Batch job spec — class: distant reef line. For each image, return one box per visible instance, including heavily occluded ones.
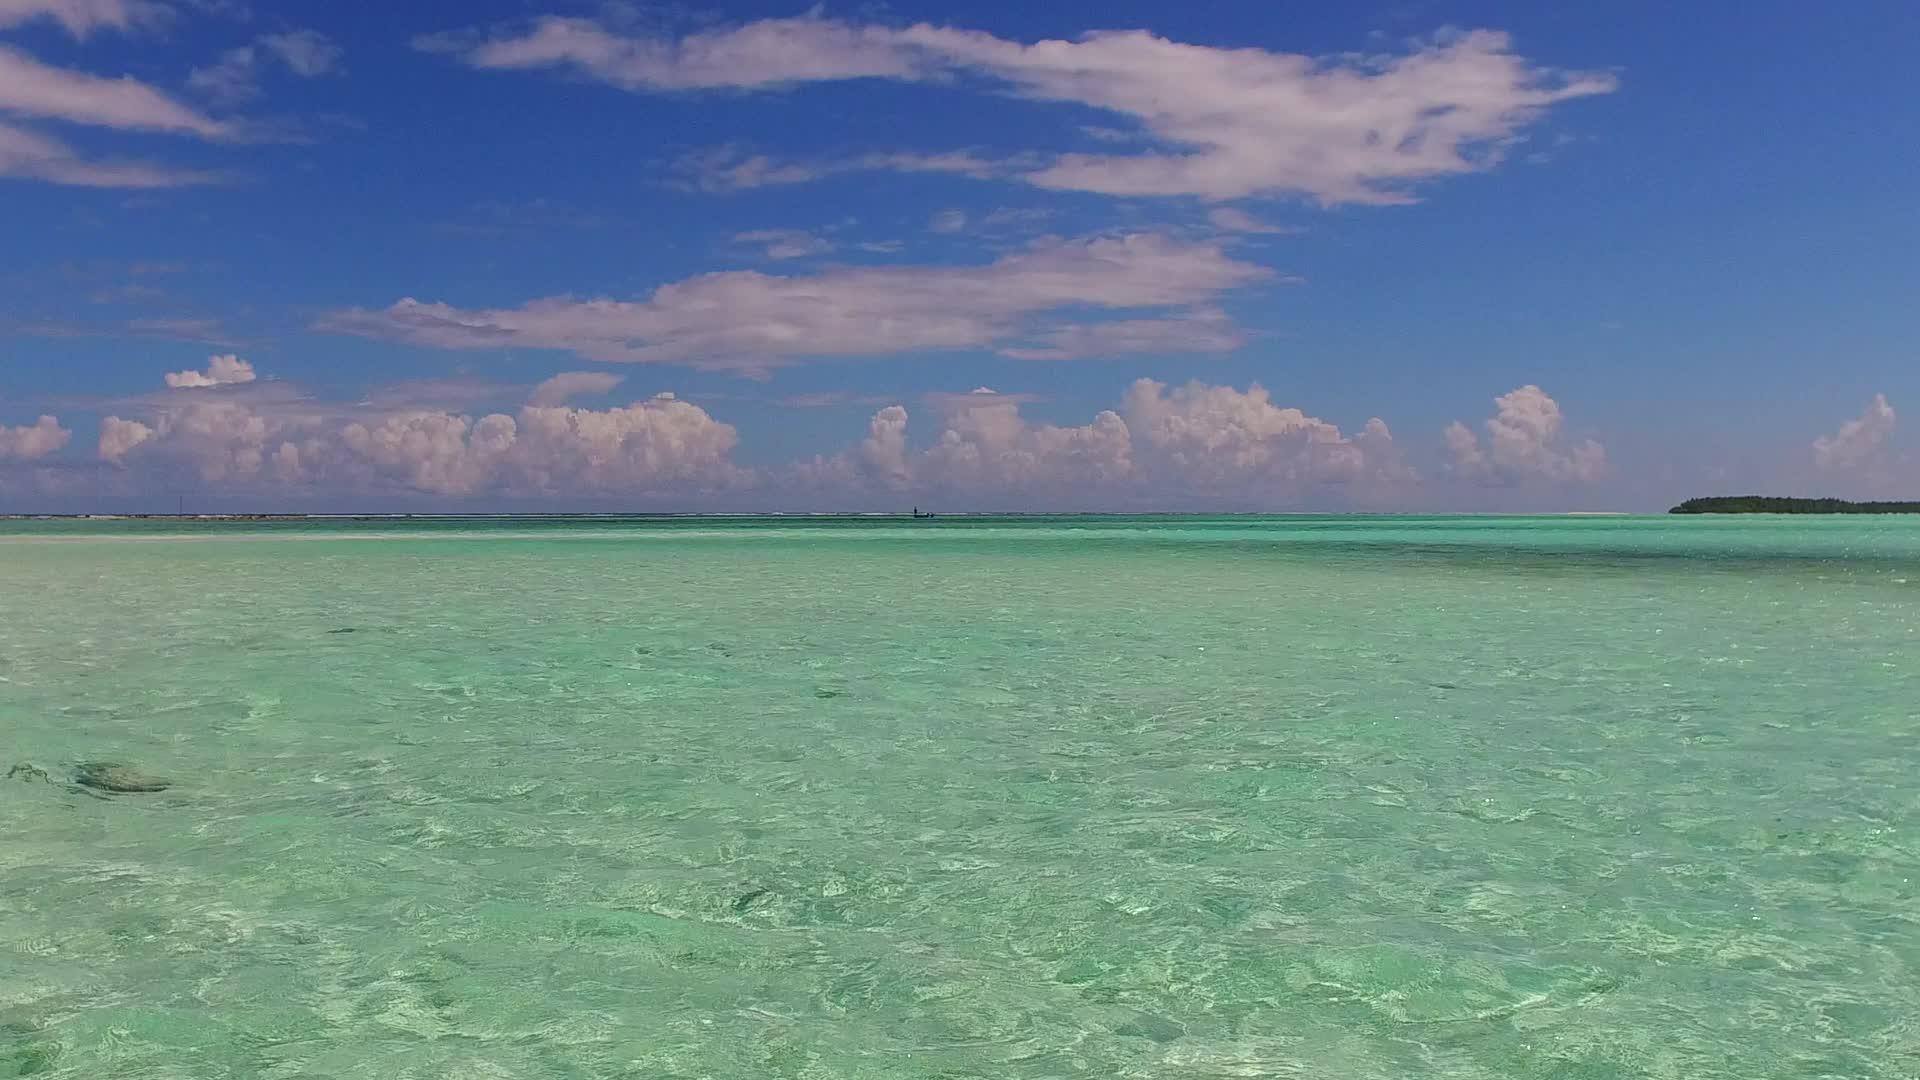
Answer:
[1670,497,1920,514]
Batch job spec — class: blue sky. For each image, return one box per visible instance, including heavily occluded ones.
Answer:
[1,0,1914,511]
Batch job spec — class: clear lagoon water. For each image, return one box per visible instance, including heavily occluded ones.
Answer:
[1,515,1916,1078]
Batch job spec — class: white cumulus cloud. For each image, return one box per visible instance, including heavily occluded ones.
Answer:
[0,414,71,461]
[920,389,1133,496]
[528,371,625,406]
[100,365,746,497]
[796,380,1410,506]
[1444,384,1606,485]
[164,353,256,388]
[97,415,154,462]
[1812,393,1895,472]
[1123,379,1410,498]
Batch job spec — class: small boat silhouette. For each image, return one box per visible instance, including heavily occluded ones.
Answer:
[912,506,936,519]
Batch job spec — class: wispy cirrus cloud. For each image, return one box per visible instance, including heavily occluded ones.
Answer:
[1206,208,1300,235]
[0,119,223,186]
[319,232,1271,371]
[733,228,832,260]
[921,385,1044,412]
[0,44,229,136]
[0,7,244,187]
[414,15,925,90]
[0,0,167,37]
[426,198,628,239]
[127,316,236,344]
[187,28,342,106]
[927,208,967,234]
[670,144,1001,194]
[777,391,898,410]
[425,15,1615,205]
[352,376,517,413]
[82,365,626,423]
[999,306,1252,361]
[0,5,329,189]
[2,314,238,346]
[261,29,342,76]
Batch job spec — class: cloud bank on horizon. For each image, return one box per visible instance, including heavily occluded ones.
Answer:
[58,355,1594,507]
[57,359,1890,510]
[0,1,1910,508]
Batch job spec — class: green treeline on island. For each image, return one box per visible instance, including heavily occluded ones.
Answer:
[1670,496,1920,514]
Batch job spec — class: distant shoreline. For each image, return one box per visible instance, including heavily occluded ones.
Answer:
[0,511,1639,522]
[1670,497,1920,514]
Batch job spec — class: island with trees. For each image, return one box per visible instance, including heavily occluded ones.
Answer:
[1670,496,1920,514]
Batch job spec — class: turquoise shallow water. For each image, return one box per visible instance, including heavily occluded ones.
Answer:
[1,515,1916,1078]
